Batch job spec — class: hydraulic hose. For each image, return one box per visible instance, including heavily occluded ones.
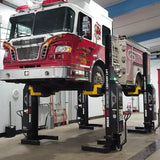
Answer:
[120,111,131,150]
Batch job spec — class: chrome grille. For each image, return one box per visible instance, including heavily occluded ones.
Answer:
[17,46,39,60]
[13,38,44,46]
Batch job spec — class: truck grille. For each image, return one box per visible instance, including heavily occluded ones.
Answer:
[13,38,44,46]
[17,46,40,60]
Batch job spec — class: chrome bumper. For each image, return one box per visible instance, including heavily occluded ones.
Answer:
[0,67,88,81]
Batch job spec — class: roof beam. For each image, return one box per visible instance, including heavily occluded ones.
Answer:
[129,29,160,42]
[106,0,160,18]
[2,0,17,9]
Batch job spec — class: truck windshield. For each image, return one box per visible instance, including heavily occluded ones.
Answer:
[9,7,75,39]
[10,13,34,39]
[33,7,75,35]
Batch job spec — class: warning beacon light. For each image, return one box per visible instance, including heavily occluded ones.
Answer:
[16,0,68,12]
[16,0,43,12]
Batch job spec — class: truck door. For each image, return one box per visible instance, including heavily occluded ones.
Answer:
[74,12,92,68]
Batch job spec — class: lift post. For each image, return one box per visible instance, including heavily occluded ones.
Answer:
[143,52,157,132]
[82,35,126,153]
[77,91,103,130]
[144,84,156,131]
[21,84,58,145]
[128,53,157,133]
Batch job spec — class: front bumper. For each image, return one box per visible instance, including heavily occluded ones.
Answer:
[0,66,88,82]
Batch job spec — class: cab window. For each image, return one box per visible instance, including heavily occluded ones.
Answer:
[102,25,110,45]
[77,12,92,40]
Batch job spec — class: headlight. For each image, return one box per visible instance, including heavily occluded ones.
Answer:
[55,45,72,53]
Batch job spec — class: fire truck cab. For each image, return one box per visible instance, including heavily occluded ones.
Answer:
[0,0,150,95]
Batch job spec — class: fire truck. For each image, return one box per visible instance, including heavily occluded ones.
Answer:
[0,0,150,96]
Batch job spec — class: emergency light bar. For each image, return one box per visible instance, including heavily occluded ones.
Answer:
[16,5,29,12]
[16,0,68,12]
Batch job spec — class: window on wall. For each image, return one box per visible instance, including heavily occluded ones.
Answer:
[102,25,111,45]
[0,15,2,48]
[77,12,92,40]
[0,15,8,49]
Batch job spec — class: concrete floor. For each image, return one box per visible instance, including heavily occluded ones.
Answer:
[0,115,160,160]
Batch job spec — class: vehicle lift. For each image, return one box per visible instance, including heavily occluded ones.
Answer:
[21,84,58,145]
[81,35,131,153]
[128,53,157,134]
[77,90,103,130]
[19,35,130,151]
[19,35,157,151]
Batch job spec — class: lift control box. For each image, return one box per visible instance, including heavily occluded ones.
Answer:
[146,84,156,121]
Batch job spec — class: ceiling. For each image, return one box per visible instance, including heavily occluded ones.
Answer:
[1,0,160,55]
[3,0,28,7]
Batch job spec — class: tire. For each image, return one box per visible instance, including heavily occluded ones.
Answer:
[122,74,143,96]
[135,74,143,89]
[92,65,105,87]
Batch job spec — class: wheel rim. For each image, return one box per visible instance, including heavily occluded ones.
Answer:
[136,75,142,88]
[94,72,104,85]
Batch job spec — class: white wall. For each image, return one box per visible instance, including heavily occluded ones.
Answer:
[67,91,77,122]
[0,4,15,28]
[0,4,24,133]
[89,96,104,117]
[0,81,24,133]
[150,59,159,113]
[0,4,15,47]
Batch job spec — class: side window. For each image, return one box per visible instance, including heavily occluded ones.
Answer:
[102,25,110,45]
[77,12,92,40]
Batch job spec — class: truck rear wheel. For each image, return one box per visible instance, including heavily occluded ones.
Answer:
[92,65,105,87]
[135,74,143,89]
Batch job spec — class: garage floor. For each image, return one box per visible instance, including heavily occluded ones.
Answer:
[0,115,160,160]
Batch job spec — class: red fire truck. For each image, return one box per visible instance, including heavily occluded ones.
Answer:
[0,0,150,95]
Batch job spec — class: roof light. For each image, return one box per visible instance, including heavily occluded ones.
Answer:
[27,0,34,8]
[16,0,43,12]
[27,0,43,9]
[16,5,29,12]
[42,0,68,6]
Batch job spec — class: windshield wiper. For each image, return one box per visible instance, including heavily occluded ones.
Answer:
[18,32,31,37]
[36,29,54,37]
